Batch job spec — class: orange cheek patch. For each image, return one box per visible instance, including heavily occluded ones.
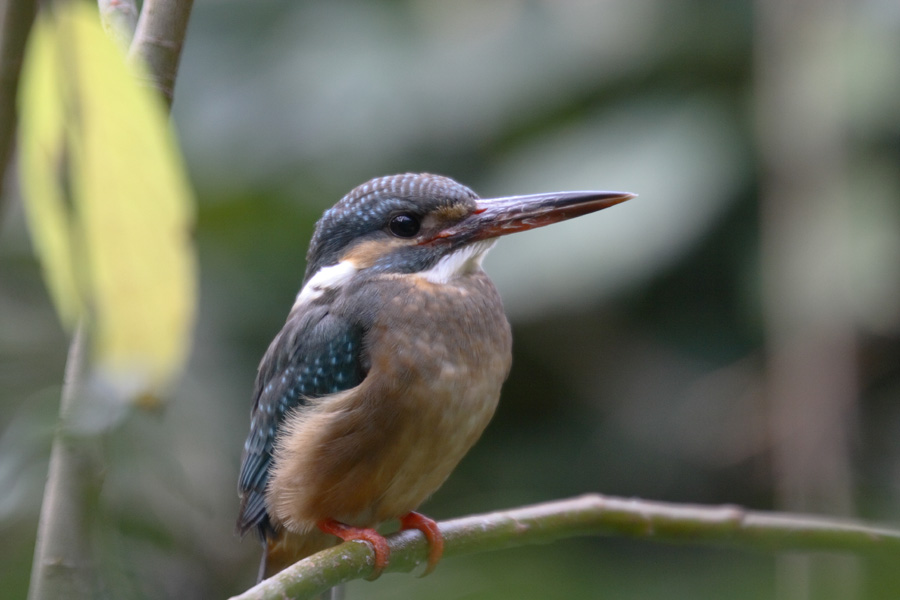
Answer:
[341,238,406,268]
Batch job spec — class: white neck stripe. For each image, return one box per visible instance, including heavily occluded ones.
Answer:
[294,261,358,307]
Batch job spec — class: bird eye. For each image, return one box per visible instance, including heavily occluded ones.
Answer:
[388,213,421,238]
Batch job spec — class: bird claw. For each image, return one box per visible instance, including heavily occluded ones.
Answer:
[317,519,390,580]
[317,512,444,580]
[399,511,444,577]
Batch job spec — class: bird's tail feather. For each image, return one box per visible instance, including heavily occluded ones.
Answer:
[261,527,338,580]
[260,528,344,599]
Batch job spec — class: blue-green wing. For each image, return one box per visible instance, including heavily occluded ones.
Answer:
[236,306,365,538]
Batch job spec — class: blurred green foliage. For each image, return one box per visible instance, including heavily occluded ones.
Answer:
[1,1,899,598]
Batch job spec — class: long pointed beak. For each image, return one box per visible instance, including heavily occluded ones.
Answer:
[424,190,635,245]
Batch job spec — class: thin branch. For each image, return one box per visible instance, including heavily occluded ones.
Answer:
[230,494,900,600]
[127,0,193,108]
[0,0,38,225]
[27,324,104,600]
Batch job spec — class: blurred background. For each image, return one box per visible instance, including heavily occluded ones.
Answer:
[2,0,900,598]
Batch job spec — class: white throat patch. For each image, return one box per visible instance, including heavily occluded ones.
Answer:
[294,260,358,307]
[419,239,498,285]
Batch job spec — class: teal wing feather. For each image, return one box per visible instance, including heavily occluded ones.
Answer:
[237,305,366,538]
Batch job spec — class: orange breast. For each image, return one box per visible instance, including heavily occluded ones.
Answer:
[267,271,512,533]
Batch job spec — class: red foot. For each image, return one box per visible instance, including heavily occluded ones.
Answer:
[318,519,390,580]
[399,511,444,576]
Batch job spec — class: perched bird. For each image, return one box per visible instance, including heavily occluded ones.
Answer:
[237,173,633,581]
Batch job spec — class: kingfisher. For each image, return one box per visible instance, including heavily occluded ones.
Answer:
[237,173,633,581]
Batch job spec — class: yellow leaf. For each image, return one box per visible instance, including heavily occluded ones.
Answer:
[18,4,197,402]
[17,16,83,326]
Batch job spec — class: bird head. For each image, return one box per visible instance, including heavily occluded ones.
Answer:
[298,173,633,302]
